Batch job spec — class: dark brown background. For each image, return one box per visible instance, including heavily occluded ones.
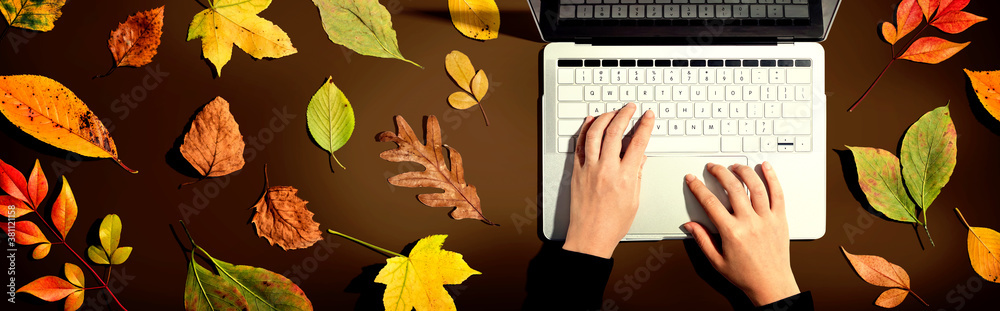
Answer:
[2,0,999,310]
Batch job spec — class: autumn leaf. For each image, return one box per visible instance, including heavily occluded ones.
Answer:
[181,222,314,310]
[0,75,136,173]
[0,157,29,204]
[937,0,971,16]
[964,69,1000,123]
[377,116,495,225]
[17,263,85,311]
[900,106,956,223]
[445,51,476,93]
[847,146,920,223]
[306,77,355,171]
[917,0,939,20]
[99,6,165,78]
[180,96,246,180]
[448,92,478,109]
[28,159,47,209]
[51,176,77,240]
[931,10,987,33]
[448,0,500,40]
[841,247,928,308]
[88,214,133,265]
[1,195,31,218]
[0,0,66,32]
[187,0,297,76]
[886,0,923,45]
[14,220,50,259]
[955,209,1000,283]
[444,51,491,125]
[472,70,488,101]
[311,0,420,67]
[898,37,969,64]
[250,166,323,251]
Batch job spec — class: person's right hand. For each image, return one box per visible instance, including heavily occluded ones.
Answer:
[683,162,800,306]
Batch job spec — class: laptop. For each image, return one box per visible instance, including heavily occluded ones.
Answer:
[533,0,840,241]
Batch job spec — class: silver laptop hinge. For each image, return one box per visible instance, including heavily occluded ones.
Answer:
[778,36,795,45]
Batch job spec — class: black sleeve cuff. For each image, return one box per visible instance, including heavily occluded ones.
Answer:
[523,244,615,311]
[755,291,814,311]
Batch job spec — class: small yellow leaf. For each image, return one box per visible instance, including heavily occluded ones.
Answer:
[445,51,476,93]
[471,70,488,102]
[32,243,50,260]
[374,235,479,311]
[448,0,500,40]
[448,91,478,110]
[957,209,1000,283]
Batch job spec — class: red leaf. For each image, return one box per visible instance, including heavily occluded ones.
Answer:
[894,0,924,43]
[15,220,48,245]
[1,195,33,218]
[917,0,939,20]
[51,176,77,240]
[0,158,29,204]
[898,37,969,64]
[27,159,47,208]
[931,10,987,34]
[882,22,899,44]
[936,0,970,18]
[16,276,80,302]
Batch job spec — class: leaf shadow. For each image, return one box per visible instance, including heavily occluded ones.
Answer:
[683,239,756,311]
[84,218,105,263]
[345,240,419,311]
[165,99,214,182]
[964,73,1000,136]
[413,10,544,43]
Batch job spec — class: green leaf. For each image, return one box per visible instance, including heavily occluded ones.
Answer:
[306,77,355,171]
[901,105,957,212]
[311,0,420,67]
[185,260,251,311]
[99,214,122,255]
[87,245,110,265]
[208,257,313,310]
[0,0,67,32]
[847,146,921,224]
[111,246,133,265]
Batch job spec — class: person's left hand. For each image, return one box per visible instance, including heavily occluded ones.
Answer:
[563,103,654,259]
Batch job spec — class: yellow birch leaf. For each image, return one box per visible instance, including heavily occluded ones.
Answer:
[448,0,500,40]
[375,235,480,311]
[448,91,478,110]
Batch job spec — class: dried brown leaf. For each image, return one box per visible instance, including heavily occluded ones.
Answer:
[108,6,164,68]
[841,246,928,307]
[250,166,323,250]
[180,97,246,178]
[376,116,495,225]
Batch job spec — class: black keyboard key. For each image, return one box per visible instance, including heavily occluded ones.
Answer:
[743,60,759,67]
[760,59,777,67]
[708,60,724,67]
[673,60,689,67]
[620,59,636,67]
[584,60,601,67]
[637,60,654,67]
[655,60,672,67]
[690,60,707,67]
[726,60,742,67]
[778,60,795,67]
[558,59,583,67]
[602,59,618,67]
[795,60,812,67]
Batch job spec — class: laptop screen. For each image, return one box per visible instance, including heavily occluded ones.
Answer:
[528,0,840,44]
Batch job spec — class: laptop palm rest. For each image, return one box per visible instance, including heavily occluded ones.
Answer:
[625,156,748,241]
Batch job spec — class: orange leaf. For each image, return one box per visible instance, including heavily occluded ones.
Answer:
[51,177,77,240]
[898,37,969,64]
[377,116,495,225]
[876,288,909,308]
[28,159,47,209]
[931,10,986,34]
[16,276,80,302]
[15,220,48,245]
[108,6,164,69]
[180,97,246,178]
[64,263,83,288]
[0,158,29,204]
[250,166,323,251]
[841,247,928,306]
[881,22,899,45]
[936,0,970,17]
[1,195,33,218]
[32,242,51,260]
[894,0,924,42]
[964,69,1000,123]
[65,290,85,311]
[917,0,939,20]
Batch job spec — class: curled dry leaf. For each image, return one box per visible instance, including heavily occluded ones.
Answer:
[0,75,135,173]
[180,96,246,179]
[312,0,419,67]
[448,0,500,40]
[964,69,1000,123]
[841,246,928,308]
[101,6,165,77]
[250,166,323,250]
[472,70,488,101]
[51,176,77,240]
[445,50,476,93]
[187,0,297,76]
[955,209,1000,283]
[375,235,480,311]
[898,37,969,64]
[306,77,355,171]
[377,116,496,225]
[0,0,66,32]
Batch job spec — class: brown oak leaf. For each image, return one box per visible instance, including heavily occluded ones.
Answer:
[376,115,495,225]
[250,166,322,250]
[180,96,246,179]
[98,6,164,77]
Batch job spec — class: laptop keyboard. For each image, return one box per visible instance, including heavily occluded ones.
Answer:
[558,0,810,20]
[555,58,813,154]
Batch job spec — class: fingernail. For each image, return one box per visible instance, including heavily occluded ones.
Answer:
[643,110,652,118]
[684,174,695,182]
[682,223,693,232]
[763,161,772,171]
[706,163,715,169]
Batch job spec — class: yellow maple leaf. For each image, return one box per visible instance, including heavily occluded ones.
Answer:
[375,235,480,311]
[186,0,297,76]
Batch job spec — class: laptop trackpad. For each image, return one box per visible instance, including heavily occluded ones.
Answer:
[628,156,748,239]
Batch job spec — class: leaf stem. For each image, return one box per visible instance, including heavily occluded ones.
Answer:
[179,220,198,250]
[909,289,929,306]
[849,23,931,112]
[922,212,934,247]
[330,153,345,172]
[93,66,117,79]
[478,101,491,126]
[82,286,107,291]
[955,208,972,229]
[327,229,403,257]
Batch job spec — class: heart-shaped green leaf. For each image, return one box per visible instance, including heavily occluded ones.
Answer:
[306,77,355,171]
